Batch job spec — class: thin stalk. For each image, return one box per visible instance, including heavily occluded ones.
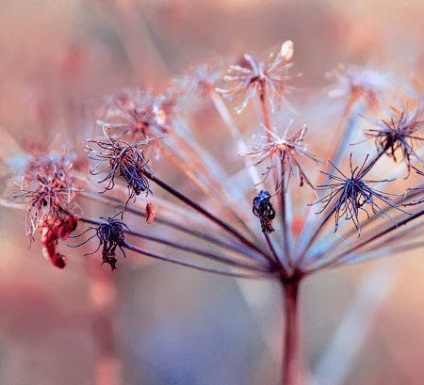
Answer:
[78,216,271,273]
[78,191,266,263]
[280,160,292,267]
[210,91,263,189]
[264,232,281,266]
[159,137,257,238]
[312,207,424,271]
[282,278,302,385]
[146,173,275,263]
[123,242,278,279]
[296,102,363,256]
[259,83,272,133]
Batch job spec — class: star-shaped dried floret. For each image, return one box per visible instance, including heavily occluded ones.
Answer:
[313,154,407,235]
[245,123,318,190]
[97,89,176,140]
[216,41,295,113]
[365,104,424,176]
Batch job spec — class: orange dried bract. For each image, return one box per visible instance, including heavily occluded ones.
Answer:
[145,202,156,224]
[40,214,78,269]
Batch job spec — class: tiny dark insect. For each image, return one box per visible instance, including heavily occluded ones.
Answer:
[252,190,275,233]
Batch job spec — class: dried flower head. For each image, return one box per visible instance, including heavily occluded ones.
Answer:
[97,89,176,140]
[327,64,393,110]
[86,129,157,200]
[245,123,318,189]
[314,154,406,235]
[9,153,79,268]
[365,104,424,176]
[216,41,295,113]
[13,153,78,239]
[252,190,275,234]
[72,215,129,270]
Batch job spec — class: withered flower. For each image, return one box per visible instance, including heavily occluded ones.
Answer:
[252,190,275,234]
[216,41,295,113]
[12,153,79,267]
[365,104,424,176]
[13,154,78,238]
[86,129,157,200]
[314,155,406,235]
[97,89,176,140]
[72,215,129,270]
[244,123,318,189]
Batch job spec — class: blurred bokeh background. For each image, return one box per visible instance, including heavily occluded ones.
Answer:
[1,1,424,384]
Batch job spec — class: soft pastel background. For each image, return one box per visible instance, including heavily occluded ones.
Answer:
[0,1,423,384]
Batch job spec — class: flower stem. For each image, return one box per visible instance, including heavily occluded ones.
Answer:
[282,278,301,385]
[280,159,292,267]
[259,83,272,132]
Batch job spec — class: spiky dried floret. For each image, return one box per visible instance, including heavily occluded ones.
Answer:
[245,123,319,190]
[72,215,129,270]
[96,89,176,140]
[364,104,424,176]
[86,129,158,200]
[252,190,275,234]
[314,154,407,235]
[216,41,295,113]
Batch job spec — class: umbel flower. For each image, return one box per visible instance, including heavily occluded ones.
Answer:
[2,41,424,385]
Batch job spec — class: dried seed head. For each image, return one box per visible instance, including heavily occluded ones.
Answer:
[245,123,319,190]
[73,216,129,270]
[252,190,275,234]
[97,89,176,140]
[365,104,424,176]
[216,41,296,113]
[12,153,79,239]
[8,152,79,268]
[314,154,405,235]
[86,129,158,200]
